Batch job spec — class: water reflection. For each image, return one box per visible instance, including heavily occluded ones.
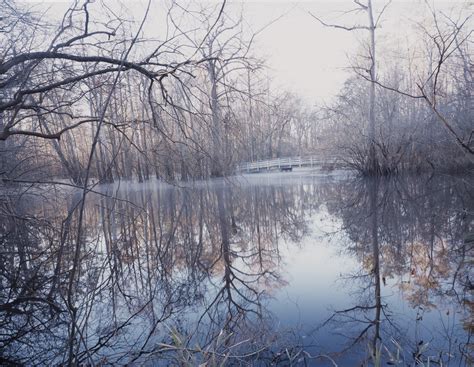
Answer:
[318,175,473,365]
[0,173,472,365]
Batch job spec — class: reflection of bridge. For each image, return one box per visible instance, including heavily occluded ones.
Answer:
[235,155,342,173]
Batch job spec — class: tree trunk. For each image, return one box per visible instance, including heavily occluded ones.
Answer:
[209,59,224,177]
[367,0,378,174]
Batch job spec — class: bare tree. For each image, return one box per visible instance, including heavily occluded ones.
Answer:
[371,3,474,157]
[310,0,392,174]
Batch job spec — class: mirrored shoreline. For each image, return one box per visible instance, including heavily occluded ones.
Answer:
[1,172,472,366]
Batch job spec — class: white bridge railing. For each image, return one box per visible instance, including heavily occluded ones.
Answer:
[235,155,340,173]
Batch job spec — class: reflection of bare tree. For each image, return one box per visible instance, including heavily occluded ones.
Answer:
[321,175,473,365]
[370,178,382,354]
[1,174,471,364]
[0,178,318,364]
[0,196,60,365]
[317,178,385,366]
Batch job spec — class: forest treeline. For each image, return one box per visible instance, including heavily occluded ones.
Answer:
[0,0,472,184]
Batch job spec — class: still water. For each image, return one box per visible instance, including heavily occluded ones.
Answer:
[1,171,472,365]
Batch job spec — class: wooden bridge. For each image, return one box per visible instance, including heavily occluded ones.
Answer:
[235,155,342,174]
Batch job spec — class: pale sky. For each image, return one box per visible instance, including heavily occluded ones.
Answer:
[20,0,473,103]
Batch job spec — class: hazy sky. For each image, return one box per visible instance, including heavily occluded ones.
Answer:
[237,1,470,103]
[21,1,472,103]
